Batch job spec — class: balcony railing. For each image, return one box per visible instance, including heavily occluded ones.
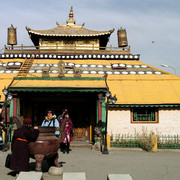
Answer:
[4,44,131,55]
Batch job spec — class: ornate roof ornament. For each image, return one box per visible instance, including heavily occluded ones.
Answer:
[117,27,128,47]
[25,7,114,47]
[7,24,17,46]
[66,6,76,26]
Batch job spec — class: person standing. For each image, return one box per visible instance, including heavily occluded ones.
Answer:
[60,112,73,154]
[10,118,39,175]
[41,109,60,137]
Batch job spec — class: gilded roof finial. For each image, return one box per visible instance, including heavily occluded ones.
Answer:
[66,6,76,25]
[69,6,73,18]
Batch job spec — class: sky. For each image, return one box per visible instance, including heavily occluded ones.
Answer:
[0,0,180,75]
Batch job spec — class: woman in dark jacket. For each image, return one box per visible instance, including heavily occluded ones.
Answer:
[10,118,39,174]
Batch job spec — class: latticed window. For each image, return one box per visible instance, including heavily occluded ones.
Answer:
[131,107,158,123]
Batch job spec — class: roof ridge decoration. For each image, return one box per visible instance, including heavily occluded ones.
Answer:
[56,6,85,28]
[66,6,76,26]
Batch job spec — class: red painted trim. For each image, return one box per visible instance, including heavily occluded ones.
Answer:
[98,101,102,122]
[13,97,17,117]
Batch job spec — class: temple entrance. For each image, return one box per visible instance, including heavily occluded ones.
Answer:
[19,92,98,142]
[33,101,95,142]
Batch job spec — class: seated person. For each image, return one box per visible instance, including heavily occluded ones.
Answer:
[41,109,60,137]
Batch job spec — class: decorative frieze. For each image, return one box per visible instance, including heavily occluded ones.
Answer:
[0,53,140,60]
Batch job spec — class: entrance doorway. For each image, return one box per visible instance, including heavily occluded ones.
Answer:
[20,92,98,142]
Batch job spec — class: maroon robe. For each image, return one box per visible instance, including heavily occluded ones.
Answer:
[10,126,39,172]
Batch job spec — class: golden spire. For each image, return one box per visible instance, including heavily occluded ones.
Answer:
[66,6,76,25]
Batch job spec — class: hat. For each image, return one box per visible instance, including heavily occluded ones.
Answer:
[23,118,32,125]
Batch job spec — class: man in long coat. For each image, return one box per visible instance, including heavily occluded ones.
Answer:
[10,118,39,173]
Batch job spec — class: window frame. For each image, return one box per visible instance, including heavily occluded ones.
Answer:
[131,107,158,123]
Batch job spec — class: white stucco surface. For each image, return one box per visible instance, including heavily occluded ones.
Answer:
[108,108,180,136]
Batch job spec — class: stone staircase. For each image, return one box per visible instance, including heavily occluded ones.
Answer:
[70,141,93,149]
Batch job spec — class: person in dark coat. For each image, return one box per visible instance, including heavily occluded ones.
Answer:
[10,118,39,174]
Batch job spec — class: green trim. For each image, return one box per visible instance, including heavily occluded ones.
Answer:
[9,99,13,142]
[109,104,180,108]
[14,77,106,81]
[17,98,19,116]
[10,99,13,118]
[9,87,107,92]
[96,100,98,124]
[102,101,106,133]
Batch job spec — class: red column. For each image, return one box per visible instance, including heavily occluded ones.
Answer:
[98,101,102,123]
[98,93,103,127]
[13,97,17,117]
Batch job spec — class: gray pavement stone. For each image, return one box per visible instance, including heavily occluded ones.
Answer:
[1,148,180,180]
[63,172,86,180]
[108,174,133,180]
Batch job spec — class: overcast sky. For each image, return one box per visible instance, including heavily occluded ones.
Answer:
[0,0,180,75]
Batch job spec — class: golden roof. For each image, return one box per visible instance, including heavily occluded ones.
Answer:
[9,78,107,89]
[108,75,180,104]
[26,7,114,37]
[1,57,180,105]
[26,26,114,37]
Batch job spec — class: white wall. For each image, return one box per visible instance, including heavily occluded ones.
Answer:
[108,108,180,136]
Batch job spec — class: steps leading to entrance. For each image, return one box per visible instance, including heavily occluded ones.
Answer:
[70,141,93,149]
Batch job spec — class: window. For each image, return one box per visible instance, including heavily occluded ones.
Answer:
[131,107,158,123]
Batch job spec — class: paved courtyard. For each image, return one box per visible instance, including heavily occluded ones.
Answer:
[1,147,180,180]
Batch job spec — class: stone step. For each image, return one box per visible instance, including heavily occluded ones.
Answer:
[108,174,133,180]
[16,172,43,180]
[70,141,93,148]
